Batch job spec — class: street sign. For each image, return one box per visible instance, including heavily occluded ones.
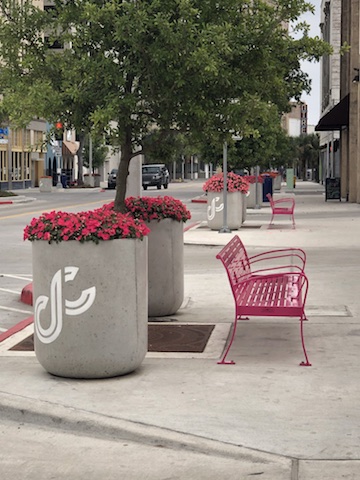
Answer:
[0,127,9,144]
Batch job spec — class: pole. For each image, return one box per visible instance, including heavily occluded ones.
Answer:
[219,141,231,233]
[255,165,260,209]
[89,133,93,186]
[7,127,12,190]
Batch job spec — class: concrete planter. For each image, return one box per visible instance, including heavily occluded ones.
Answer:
[273,175,282,191]
[32,238,148,379]
[206,191,243,230]
[242,192,247,223]
[39,176,52,193]
[247,183,263,208]
[147,219,184,317]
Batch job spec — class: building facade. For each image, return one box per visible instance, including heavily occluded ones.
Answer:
[282,101,308,137]
[316,0,360,203]
[0,120,47,190]
[318,0,341,181]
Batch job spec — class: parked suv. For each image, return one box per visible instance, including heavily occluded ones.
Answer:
[107,168,117,189]
[142,164,169,190]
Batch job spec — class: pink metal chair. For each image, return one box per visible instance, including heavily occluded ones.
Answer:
[266,193,295,228]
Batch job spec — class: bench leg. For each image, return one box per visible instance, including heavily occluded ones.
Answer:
[299,316,311,367]
[217,318,239,365]
[292,214,295,229]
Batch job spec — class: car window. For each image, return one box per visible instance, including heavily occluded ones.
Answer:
[143,166,160,174]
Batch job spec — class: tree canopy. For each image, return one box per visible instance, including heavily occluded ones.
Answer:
[0,0,331,210]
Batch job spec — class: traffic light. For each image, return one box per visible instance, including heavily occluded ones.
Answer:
[54,122,63,141]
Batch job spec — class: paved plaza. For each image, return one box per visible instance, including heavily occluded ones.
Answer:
[1,181,360,479]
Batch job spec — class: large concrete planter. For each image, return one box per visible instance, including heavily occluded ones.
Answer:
[39,176,52,193]
[273,174,282,191]
[147,219,184,317]
[206,191,243,230]
[32,238,148,379]
[247,183,263,208]
[242,192,247,223]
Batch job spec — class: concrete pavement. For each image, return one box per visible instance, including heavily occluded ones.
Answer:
[1,181,360,479]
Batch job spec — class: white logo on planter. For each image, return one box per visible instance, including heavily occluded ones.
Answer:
[207,196,224,220]
[34,266,96,344]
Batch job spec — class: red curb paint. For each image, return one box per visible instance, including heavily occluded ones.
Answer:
[0,316,34,343]
[0,201,13,205]
[191,197,207,203]
[183,221,201,232]
[21,283,33,306]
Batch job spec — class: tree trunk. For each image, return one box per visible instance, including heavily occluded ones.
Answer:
[114,127,132,213]
[77,133,86,186]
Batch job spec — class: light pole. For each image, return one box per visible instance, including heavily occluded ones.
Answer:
[255,165,261,209]
[219,141,231,233]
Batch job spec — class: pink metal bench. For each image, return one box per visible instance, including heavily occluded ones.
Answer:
[266,193,295,228]
[216,235,311,366]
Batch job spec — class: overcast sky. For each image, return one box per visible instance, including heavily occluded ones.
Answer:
[298,2,321,126]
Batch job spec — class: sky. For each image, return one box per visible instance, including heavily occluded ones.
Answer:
[298,2,322,126]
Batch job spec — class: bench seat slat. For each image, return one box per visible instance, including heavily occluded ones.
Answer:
[235,275,304,317]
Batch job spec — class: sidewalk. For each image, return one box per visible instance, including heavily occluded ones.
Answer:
[1,181,360,479]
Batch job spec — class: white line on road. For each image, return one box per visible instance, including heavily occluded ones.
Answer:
[0,305,32,314]
[0,288,21,295]
[0,274,32,281]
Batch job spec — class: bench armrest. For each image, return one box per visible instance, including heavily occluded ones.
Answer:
[272,197,295,207]
[249,248,306,272]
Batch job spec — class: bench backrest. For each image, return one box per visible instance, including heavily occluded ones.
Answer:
[216,236,251,291]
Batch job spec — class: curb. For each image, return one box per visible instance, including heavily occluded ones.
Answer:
[191,196,207,203]
[0,196,36,205]
[0,316,33,343]
[0,391,292,468]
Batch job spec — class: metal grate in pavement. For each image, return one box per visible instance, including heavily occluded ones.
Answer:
[10,324,216,354]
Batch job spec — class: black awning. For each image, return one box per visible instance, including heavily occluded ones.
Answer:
[315,94,349,131]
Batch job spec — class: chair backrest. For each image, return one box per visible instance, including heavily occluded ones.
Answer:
[216,236,251,290]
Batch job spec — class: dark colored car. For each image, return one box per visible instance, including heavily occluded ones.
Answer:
[142,164,169,190]
[107,168,117,189]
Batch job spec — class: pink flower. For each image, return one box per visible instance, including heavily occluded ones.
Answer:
[23,208,150,244]
[202,172,249,193]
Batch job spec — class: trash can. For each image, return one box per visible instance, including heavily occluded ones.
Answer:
[262,175,273,202]
[61,174,67,188]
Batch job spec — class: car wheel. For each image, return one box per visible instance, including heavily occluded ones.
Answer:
[164,183,168,189]
[157,184,161,190]
[143,185,147,190]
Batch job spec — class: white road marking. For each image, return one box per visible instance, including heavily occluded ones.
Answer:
[0,288,21,295]
[0,305,32,314]
[0,274,32,281]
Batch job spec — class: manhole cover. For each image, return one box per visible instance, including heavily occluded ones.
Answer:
[149,324,215,352]
[10,324,216,354]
